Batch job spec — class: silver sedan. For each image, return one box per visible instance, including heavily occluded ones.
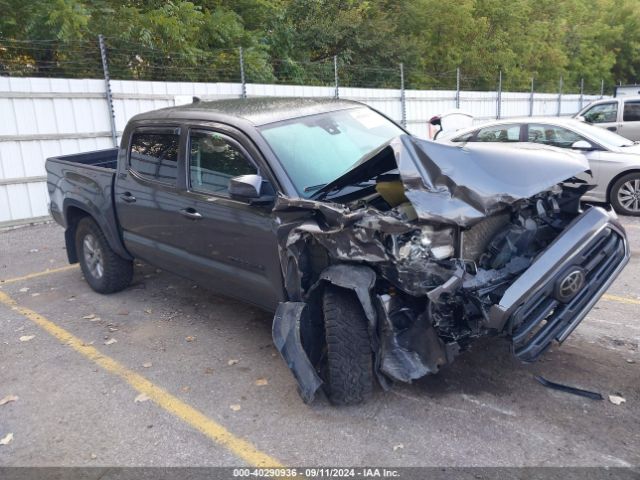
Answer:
[437,117,640,216]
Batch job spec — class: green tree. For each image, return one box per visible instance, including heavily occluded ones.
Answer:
[1,0,639,89]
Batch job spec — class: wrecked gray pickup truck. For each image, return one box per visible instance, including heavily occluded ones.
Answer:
[46,98,630,406]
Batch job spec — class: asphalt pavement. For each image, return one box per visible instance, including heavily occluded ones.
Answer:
[0,217,638,468]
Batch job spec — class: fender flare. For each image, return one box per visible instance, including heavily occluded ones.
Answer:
[63,199,132,262]
[314,264,378,325]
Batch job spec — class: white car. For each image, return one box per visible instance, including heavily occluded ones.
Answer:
[437,117,640,216]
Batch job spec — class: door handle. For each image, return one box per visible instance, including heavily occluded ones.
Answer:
[120,192,136,203]
[180,208,202,220]
[607,126,617,132]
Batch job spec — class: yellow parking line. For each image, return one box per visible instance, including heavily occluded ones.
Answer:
[0,264,79,285]
[601,293,640,306]
[0,291,283,467]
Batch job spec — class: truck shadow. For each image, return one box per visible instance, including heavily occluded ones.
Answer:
[134,263,629,408]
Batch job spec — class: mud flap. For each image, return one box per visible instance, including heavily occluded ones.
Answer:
[272,302,323,403]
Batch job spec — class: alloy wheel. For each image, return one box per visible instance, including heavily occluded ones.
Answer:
[83,234,104,279]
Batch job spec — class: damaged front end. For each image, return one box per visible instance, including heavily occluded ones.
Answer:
[272,136,630,403]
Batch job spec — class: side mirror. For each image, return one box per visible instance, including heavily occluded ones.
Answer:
[571,140,593,151]
[575,115,587,123]
[229,174,262,199]
[229,174,276,205]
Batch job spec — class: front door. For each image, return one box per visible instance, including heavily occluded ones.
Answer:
[173,128,284,311]
[525,123,609,199]
[581,101,621,134]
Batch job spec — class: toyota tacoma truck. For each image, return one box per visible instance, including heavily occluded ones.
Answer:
[46,97,630,405]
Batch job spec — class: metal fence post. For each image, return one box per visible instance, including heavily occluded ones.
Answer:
[98,35,117,147]
[529,77,534,116]
[334,55,339,99]
[600,79,604,99]
[579,78,584,110]
[239,47,247,99]
[400,63,406,128]
[496,70,502,119]
[557,76,563,117]
[455,67,460,109]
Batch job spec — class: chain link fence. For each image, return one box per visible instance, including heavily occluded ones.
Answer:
[1,36,613,96]
[0,36,612,226]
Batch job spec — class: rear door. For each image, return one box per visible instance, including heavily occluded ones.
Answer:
[581,101,621,134]
[171,126,284,310]
[114,126,190,272]
[618,100,640,141]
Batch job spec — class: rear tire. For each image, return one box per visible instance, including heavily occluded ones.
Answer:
[322,286,373,405]
[75,217,133,293]
[610,172,640,216]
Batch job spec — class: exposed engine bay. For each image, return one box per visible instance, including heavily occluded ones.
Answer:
[271,135,626,403]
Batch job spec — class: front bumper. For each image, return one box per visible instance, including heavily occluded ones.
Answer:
[487,207,630,362]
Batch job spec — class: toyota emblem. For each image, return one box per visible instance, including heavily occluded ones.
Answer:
[555,268,586,303]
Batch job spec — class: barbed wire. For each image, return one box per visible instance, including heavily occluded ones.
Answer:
[0,37,617,95]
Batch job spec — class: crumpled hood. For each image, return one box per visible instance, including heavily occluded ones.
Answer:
[392,136,590,226]
[317,134,590,227]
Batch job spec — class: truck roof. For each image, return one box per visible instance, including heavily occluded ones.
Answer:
[130,97,363,126]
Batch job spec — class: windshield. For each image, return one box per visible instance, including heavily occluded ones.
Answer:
[259,107,404,197]
[573,120,634,147]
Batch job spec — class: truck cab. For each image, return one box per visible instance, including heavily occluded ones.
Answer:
[576,96,640,141]
[113,116,286,311]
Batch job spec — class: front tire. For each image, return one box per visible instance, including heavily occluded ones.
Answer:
[75,217,133,293]
[322,286,373,405]
[610,173,640,216]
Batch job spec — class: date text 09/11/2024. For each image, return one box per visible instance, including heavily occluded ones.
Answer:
[232,468,400,477]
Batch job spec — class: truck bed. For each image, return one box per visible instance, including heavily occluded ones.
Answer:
[47,148,119,171]
[46,148,121,244]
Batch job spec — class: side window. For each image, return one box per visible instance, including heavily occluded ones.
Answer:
[583,102,618,123]
[189,131,257,196]
[451,131,475,142]
[623,101,640,122]
[475,124,520,142]
[129,131,179,184]
[528,124,583,148]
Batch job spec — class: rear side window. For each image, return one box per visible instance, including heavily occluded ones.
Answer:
[129,131,180,184]
[476,124,520,142]
[623,101,640,122]
[451,131,475,142]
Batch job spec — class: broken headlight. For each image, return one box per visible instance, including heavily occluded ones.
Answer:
[392,226,455,263]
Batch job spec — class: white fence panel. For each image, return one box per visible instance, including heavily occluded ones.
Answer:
[0,77,116,225]
[0,76,606,226]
